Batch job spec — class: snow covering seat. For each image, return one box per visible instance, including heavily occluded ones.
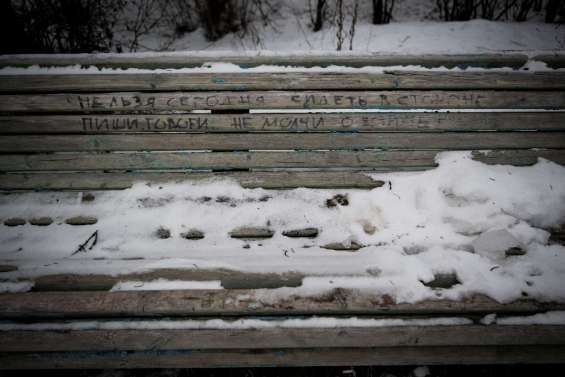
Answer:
[1,55,565,368]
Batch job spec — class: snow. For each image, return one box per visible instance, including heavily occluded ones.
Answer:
[112,0,565,56]
[169,20,563,56]
[1,152,564,304]
[472,229,524,259]
[0,316,472,331]
[0,62,533,75]
[102,0,565,55]
[2,5,564,74]
[481,311,565,325]
[2,311,564,331]
[412,366,431,377]
[0,281,34,293]
[480,313,497,325]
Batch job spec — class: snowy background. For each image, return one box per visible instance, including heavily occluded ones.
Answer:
[3,0,565,55]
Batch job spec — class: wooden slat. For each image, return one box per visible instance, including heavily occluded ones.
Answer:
[2,72,565,93]
[1,133,565,153]
[0,151,436,171]
[2,150,565,172]
[2,112,565,134]
[471,149,565,165]
[1,290,563,318]
[3,91,564,113]
[0,53,529,69]
[2,346,565,368]
[535,54,565,69]
[0,171,384,190]
[2,325,564,352]
[26,269,304,291]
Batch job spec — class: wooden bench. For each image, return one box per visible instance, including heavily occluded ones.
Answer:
[1,54,565,369]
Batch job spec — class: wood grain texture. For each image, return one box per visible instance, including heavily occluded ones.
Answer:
[2,133,565,153]
[2,72,565,93]
[470,149,565,165]
[0,150,437,171]
[2,112,565,134]
[1,289,563,318]
[0,171,384,190]
[0,265,17,273]
[535,54,565,69]
[27,269,304,291]
[2,325,565,352]
[2,346,565,368]
[1,57,562,370]
[2,150,564,173]
[0,53,529,69]
[3,91,564,113]
[1,148,563,189]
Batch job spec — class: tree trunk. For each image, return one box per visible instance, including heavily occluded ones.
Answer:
[313,0,326,32]
[545,0,560,23]
[373,0,383,24]
[195,0,238,41]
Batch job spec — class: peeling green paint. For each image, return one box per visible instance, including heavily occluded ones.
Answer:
[88,138,101,149]
[211,76,225,84]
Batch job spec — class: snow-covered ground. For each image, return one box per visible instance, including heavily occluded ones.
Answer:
[155,19,564,55]
[1,152,564,304]
[3,0,564,61]
[123,0,564,54]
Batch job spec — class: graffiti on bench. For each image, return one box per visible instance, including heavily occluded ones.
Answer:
[78,114,445,132]
[72,92,489,111]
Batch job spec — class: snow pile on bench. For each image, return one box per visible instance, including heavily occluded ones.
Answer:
[1,151,564,304]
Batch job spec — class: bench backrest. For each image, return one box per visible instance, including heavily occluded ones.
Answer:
[1,56,564,191]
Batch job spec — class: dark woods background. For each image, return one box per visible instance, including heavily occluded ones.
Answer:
[1,0,564,54]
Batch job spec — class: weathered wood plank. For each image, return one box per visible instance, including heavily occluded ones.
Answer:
[3,91,564,113]
[2,150,564,172]
[2,72,565,93]
[0,53,529,70]
[0,171,384,190]
[0,151,436,171]
[2,325,565,352]
[2,112,565,134]
[1,289,563,318]
[535,54,565,69]
[1,133,565,153]
[26,269,303,291]
[471,149,565,166]
[2,346,565,368]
